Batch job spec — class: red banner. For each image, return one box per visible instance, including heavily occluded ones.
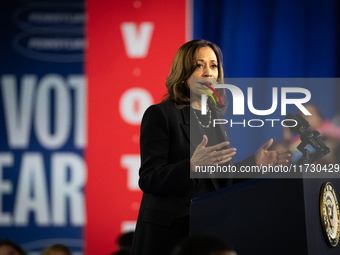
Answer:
[85,0,188,254]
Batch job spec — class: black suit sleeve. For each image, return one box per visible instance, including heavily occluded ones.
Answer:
[138,105,194,194]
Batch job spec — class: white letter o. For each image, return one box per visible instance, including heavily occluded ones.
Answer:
[119,88,153,125]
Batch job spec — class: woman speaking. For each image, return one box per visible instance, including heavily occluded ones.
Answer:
[131,39,290,255]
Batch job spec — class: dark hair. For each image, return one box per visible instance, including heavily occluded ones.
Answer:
[117,231,134,248]
[302,104,325,120]
[0,239,27,255]
[111,232,135,255]
[164,39,226,111]
[172,235,235,255]
[41,244,72,255]
[111,250,130,255]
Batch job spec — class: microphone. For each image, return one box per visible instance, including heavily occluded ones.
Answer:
[284,113,330,163]
[284,113,311,134]
[295,114,310,128]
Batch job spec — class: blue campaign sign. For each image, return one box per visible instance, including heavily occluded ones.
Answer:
[0,1,86,254]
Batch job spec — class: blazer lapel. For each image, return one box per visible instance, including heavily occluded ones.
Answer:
[181,107,230,151]
[180,106,204,153]
[213,110,234,166]
[214,110,229,142]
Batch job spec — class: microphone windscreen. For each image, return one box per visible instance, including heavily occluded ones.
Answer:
[295,114,310,128]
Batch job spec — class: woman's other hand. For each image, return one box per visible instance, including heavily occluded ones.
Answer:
[255,138,291,167]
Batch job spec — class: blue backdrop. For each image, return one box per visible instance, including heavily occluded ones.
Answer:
[193,0,340,161]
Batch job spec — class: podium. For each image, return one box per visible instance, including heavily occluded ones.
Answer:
[190,177,340,255]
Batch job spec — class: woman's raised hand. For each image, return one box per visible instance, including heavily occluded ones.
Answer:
[190,135,237,172]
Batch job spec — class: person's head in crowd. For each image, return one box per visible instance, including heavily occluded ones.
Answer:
[316,135,340,165]
[301,104,324,130]
[284,104,327,142]
[0,239,26,255]
[40,244,71,255]
[111,231,134,255]
[172,235,237,255]
[111,251,129,255]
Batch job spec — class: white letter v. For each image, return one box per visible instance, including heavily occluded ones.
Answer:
[121,22,154,58]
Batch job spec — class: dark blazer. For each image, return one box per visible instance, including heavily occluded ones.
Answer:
[131,100,255,255]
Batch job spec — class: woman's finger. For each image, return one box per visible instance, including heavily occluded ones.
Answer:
[206,141,230,152]
[276,152,291,160]
[213,148,237,157]
[214,152,235,164]
[197,135,208,148]
[260,138,273,150]
[274,159,289,165]
[276,149,291,155]
[218,156,233,165]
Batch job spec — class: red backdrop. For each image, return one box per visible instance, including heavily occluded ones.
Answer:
[85,0,188,254]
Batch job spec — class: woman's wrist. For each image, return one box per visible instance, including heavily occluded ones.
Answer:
[190,158,196,172]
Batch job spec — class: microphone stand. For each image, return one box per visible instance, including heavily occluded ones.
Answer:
[302,149,310,165]
[296,129,330,164]
[284,113,331,165]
